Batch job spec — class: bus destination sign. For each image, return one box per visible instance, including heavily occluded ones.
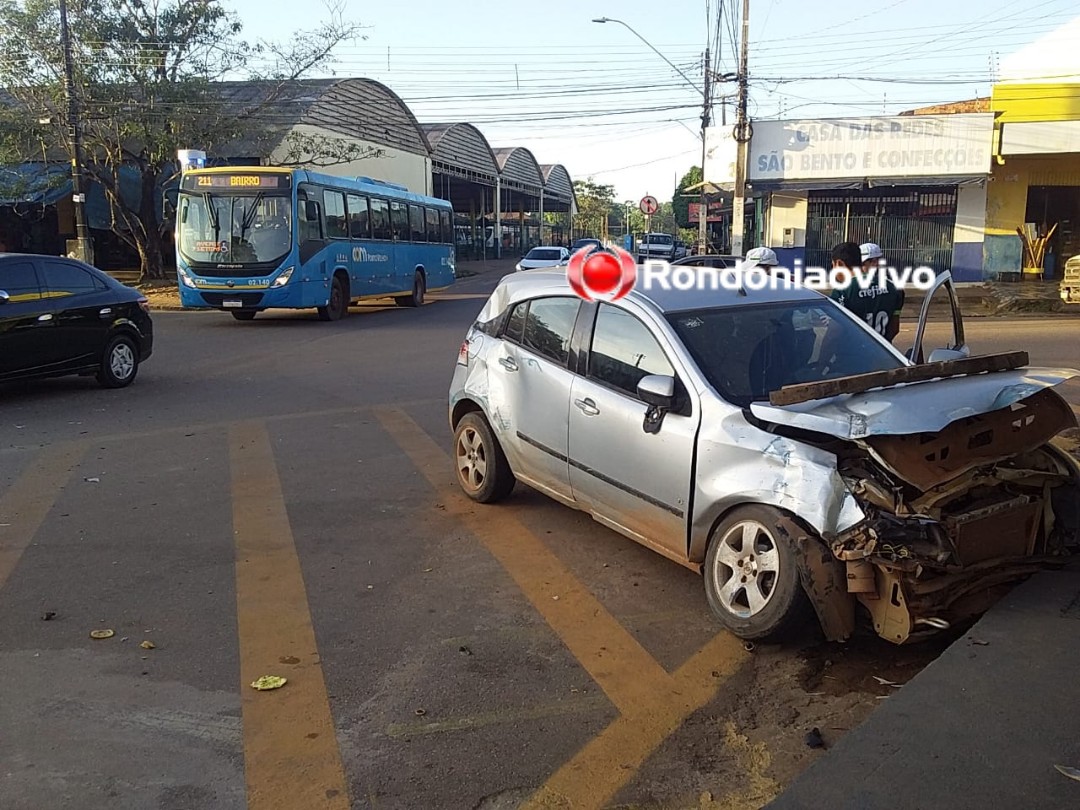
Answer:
[181,173,290,190]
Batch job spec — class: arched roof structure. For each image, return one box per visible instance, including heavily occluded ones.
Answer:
[493,147,544,192]
[422,123,499,182]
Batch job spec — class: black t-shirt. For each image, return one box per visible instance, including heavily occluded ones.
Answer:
[830,278,905,337]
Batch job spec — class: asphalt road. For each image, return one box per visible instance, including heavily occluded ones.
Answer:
[1,270,1078,810]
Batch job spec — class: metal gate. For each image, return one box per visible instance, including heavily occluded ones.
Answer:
[805,188,958,272]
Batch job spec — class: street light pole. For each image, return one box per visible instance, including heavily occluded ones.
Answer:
[59,0,93,264]
[731,0,751,258]
[592,17,711,254]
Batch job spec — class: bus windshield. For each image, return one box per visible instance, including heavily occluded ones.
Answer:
[178,192,293,265]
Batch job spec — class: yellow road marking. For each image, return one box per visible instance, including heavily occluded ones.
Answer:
[385,694,611,739]
[229,421,350,810]
[374,406,671,716]
[0,442,88,591]
[374,407,750,808]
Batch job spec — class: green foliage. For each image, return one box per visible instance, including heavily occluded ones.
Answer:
[572,178,616,237]
[0,0,366,277]
[672,165,702,229]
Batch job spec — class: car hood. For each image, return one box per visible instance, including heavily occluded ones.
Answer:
[749,367,1080,440]
[518,259,564,268]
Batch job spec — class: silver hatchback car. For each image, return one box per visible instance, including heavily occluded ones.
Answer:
[448,268,1080,644]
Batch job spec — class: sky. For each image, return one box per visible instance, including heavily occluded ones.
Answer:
[224,0,1080,202]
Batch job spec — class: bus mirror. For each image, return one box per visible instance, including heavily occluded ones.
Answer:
[305,201,319,221]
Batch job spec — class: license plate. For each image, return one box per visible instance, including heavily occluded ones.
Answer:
[222,300,243,308]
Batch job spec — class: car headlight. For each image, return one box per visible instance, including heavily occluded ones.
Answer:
[177,267,196,288]
[271,266,295,288]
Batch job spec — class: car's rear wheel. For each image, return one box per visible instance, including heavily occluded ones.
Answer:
[97,333,140,389]
[453,412,515,503]
[231,311,256,321]
[703,505,811,641]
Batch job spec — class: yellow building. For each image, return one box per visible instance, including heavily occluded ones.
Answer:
[985,82,1080,279]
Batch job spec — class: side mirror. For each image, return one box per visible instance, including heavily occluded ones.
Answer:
[305,201,319,221]
[0,290,9,304]
[638,374,675,408]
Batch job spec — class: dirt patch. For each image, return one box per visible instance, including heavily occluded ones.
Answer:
[138,283,184,309]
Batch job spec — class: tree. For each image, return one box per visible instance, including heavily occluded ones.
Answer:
[672,165,702,229]
[0,0,372,279]
[572,178,615,239]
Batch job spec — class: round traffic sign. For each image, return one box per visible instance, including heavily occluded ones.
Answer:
[639,195,658,215]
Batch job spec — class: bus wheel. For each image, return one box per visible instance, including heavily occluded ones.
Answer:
[319,273,348,321]
[396,270,425,308]
[231,311,256,321]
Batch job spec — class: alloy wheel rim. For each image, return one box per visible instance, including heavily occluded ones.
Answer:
[110,344,135,379]
[712,520,781,618]
[455,427,487,491]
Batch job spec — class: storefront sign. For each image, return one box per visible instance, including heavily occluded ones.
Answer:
[749,114,994,181]
[689,202,725,223]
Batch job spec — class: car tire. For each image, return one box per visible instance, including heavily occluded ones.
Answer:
[97,333,140,389]
[318,274,348,321]
[231,311,256,321]
[396,271,425,307]
[453,412,515,503]
[703,505,812,641]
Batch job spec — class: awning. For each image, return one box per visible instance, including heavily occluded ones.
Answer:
[748,179,864,192]
[750,175,986,192]
[0,163,73,206]
[867,174,986,188]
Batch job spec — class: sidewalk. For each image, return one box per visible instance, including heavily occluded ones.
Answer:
[767,564,1080,810]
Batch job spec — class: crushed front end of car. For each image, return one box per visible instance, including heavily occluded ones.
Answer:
[752,365,1080,644]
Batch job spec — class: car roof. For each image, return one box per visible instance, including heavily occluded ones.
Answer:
[485,266,825,317]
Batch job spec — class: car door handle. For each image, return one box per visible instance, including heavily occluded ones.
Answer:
[574,398,600,416]
[498,357,519,372]
[99,307,112,318]
[37,313,53,322]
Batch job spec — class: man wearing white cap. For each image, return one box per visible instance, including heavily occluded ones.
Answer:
[859,242,904,342]
[746,246,778,268]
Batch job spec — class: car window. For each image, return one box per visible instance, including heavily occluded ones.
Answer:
[39,260,103,298]
[667,301,902,407]
[0,261,42,301]
[518,297,579,365]
[588,304,675,398]
[526,249,563,260]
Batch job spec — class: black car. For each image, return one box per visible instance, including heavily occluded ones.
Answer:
[569,238,602,254]
[672,254,742,268]
[0,253,153,388]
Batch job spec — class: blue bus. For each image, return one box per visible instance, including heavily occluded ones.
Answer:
[174,167,455,321]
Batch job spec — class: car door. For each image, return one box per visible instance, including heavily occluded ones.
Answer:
[567,301,702,558]
[0,259,54,378]
[907,270,967,364]
[489,295,582,502]
[37,258,114,370]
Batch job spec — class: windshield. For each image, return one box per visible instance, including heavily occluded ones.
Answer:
[526,248,564,260]
[178,192,293,265]
[646,234,673,245]
[667,301,903,407]
[571,239,600,250]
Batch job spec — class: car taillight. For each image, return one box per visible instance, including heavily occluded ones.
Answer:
[457,339,470,366]
[137,296,150,313]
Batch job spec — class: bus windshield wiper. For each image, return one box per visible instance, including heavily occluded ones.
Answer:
[203,192,219,232]
[240,193,264,237]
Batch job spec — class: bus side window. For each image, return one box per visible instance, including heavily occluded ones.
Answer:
[409,204,426,243]
[425,207,439,243]
[370,198,391,240]
[390,201,409,242]
[348,194,370,239]
[299,198,323,243]
[323,190,348,239]
[439,210,451,244]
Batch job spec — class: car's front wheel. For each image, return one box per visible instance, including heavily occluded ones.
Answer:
[453,412,515,503]
[97,333,140,389]
[703,505,811,641]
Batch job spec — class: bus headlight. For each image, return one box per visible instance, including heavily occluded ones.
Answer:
[177,267,196,288]
[271,266,295,288]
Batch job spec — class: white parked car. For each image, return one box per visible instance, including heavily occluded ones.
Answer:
[515,246,570,272]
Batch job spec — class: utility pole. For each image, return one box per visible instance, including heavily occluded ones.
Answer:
[59,0,93,264]
[731,0,750,258]
[697,46,711,255]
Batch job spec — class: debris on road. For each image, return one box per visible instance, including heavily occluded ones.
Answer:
[41,611,56,621]
[84,477,100,483]
[140,640,156,650]
[969,638,991,646]
[805,728,826,749]
[873,676,903,688]
[1055,764,1080,783]
[458,645,473,656]
[89,629,114,639]
[250,675,287,691]
[414,708,426,716]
